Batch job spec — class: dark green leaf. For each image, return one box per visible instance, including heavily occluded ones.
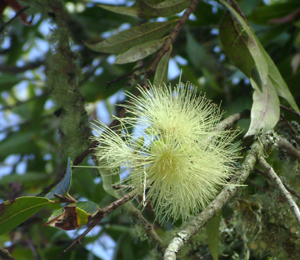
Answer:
[153,45,172,87]
[206,210,222,260]
[219,11,254,77]
[46,157,72,199]
[115,38,165,64]
[85,21,176,54]
[0,74,23,91]
[220,1,268,88]
[0,197,52,235]
[247,2,300,24]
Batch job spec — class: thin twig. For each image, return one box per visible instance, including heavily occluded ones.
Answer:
[164,141,263,260]
[258,157,300,230]
[0,60,44,73]
[0,6,30,33]
[280,105,300,118]
[0,247,16,260]
[277,136,300,161]
[128,203,166,254]
[58,189,137,257]
[279,115,300,143]
[255,168,300,200]
[216,109,250,131]
[103,60,151,87]
[146,0,200,77]
[0,91,49,112]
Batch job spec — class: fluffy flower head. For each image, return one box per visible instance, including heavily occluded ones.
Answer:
[93,83,240,222]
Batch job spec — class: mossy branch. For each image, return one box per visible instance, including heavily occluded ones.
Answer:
[258,157,300,230]
[164,140,263,260]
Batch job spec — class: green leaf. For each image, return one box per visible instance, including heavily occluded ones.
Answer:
[98,3,139,17]
[85,21,176,54]
[245,78,280,137]
[136,0,190,18]
[0,132,38,161]
[219,11,254,78]
[46,157,72,199]
[115,38,165,64]
[0,74,23,91]
[0,197,52,235]
[259,43,300,113]
[247,2,300,25]
[0,172,48,185]
[44,201,99,230]
[220,1,268,89]
[97,163,120,199]
[153,44,172,87]
[206,210,222,260]
[186,32,220,73]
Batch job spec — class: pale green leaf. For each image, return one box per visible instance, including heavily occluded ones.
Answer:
[115,38,165,64]
[97,160,120,199]
[245,78,280,137]
[85,21,176,54]
[153,44,172,87]
[259,43,300,113]
[206,210,222,260]
[0,197,52,235]
[98,3,139,17]
[137,0,190,18]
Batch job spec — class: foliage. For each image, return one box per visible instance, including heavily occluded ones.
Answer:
[1,0,300,260]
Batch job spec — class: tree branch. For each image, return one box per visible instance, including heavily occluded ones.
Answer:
[277,136,300,161]
[146,0,200,77]
[164,140,263,260]
[0,248,16,260]
[258,157,300,230]
[0,60,44,73]
[128,204,166,255]
[255,168,300,200]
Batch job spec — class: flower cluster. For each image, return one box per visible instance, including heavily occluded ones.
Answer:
[93,83,240,222]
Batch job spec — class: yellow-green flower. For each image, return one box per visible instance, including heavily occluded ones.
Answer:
[93,83,240,222]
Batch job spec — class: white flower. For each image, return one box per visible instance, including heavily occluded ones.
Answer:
[93,83,240,222]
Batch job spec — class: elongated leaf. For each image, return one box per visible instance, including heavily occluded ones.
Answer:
[115,38,165,64]
[206,210,222,260]
[0,173,48,185]
[97,160,120,199]
[0,74,23,91]
[0,132,37,160]
[153,45,172,87]
[46,157,72,199]
[245,78,280,137]
[85,21,176,54]
[137,0,190,18]
[259,43,300,113]
[0,197,52,235]
[44,201,99,230]
[220,0,268,89]
[219,11,254,77]
[98,4,139,17]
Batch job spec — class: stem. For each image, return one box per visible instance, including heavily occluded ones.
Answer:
[258,157,300,230]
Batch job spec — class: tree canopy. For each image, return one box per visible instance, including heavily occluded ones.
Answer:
[1,0,300,259]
